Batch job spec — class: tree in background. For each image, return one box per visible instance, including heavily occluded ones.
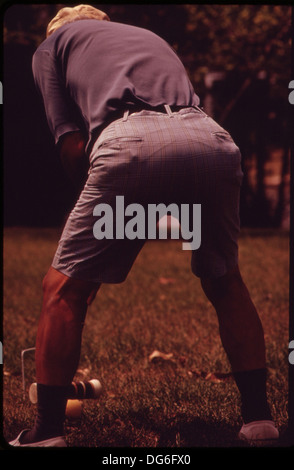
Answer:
[181,5,291,227]
[3,4,292,227]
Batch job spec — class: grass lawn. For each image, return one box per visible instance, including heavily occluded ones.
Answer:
[2,227,291,448]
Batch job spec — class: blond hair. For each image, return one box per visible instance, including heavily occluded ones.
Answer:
[46,4,110,38]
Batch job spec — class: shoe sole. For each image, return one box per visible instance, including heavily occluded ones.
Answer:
[9,431,67,447]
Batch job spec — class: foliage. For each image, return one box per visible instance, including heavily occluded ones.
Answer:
[3,4,292,88]
[183,5,291,84]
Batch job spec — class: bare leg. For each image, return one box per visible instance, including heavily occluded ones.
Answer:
[201,264,273,425]
[17,267,100,444]
[201,264,265,372]
[35,266,100,385]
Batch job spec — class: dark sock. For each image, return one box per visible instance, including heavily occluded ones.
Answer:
[233,368,272,424]
[20,384,69,444]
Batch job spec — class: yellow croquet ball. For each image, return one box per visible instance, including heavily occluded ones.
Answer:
[65,399,82,419]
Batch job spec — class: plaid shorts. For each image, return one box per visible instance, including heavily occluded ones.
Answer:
[52,106,243,283]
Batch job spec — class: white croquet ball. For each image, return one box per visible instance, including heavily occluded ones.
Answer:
[89,379,103,397]
[28,382,38,404]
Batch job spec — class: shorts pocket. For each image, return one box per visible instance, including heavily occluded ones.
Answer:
[211,130,233,142]
[98,136,143,150]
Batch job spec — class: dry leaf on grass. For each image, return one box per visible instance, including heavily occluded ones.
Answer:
[149,350,174,362]
[188,369,232,383]
[149,350,232,384]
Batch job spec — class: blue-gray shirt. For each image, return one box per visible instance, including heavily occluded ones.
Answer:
[32,19,200,154]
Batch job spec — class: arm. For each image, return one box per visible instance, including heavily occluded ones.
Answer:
[32,49,82,144]
[32,49,88,191]
[59,131,89,192]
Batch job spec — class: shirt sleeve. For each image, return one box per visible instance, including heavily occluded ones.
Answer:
[32,49,81,145]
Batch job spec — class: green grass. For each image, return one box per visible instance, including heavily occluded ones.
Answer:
[2,227,291,448]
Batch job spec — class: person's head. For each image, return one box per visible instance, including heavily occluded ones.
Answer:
[46,4,110,38]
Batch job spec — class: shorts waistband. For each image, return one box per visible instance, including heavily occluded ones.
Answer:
[127,104,193,115]
[89,105,204,155]
[123,104,205,121]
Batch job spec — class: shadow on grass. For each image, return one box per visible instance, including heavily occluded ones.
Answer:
[65,411,292,449]
[149,417,241,448]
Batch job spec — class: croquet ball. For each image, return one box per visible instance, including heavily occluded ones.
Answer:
[88,379,103,398]
[29,382,38,404]
[66,399,82,419]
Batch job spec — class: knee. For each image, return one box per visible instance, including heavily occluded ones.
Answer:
[42,267,69,303]
[42,268,60,295]
[42,267,100,309]
[200,264,243,305]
